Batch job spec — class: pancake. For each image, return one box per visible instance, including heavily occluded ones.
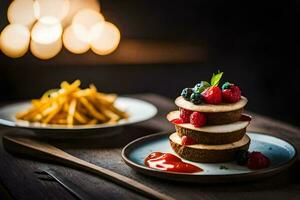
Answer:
[167,110,249,144]
[169,132,250,163]
[175,96,247,124]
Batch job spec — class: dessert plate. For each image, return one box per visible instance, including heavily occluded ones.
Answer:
[122,132,297,183]
[0,97,157,138]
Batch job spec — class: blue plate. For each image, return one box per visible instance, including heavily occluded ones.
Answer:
[122,132,297,183]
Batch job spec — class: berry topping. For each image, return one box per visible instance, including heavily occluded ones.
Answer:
[201,86,222,104]
[179,108,193,123]
[247,152,270,169]
[190,92,203,105]
[222,83,241,103]
[193,81,210,93]
[190,112,206,128]
[235,150,250,165]
[210,71,223,86]
[171,118,184,124]
[181,88,193,100]
[221,82,231,90]
[179,71,244,105]
[181,135,196,145]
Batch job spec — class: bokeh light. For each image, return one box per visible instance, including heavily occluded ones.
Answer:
[1,0,121,59]
[34,0,70,22]
[31,17,63,59]
[63,0,100,27]
[7,0,36,28]
[90,22,121,55]
[72,9,105,43]
[63,25,90,54]
[0,24,30,58]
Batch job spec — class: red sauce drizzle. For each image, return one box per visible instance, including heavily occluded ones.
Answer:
[144,152,203,173]
[171,118,184,124]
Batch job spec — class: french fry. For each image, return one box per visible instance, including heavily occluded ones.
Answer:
[42,104,62,124]
[16,80,128,126]
[88,119,98,125]
[79,97,107,122]
[74,111,88,124]
[67,99,76,125]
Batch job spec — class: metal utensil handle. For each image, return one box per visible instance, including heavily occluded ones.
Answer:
[44,168,94,200]
[3,135,174,200]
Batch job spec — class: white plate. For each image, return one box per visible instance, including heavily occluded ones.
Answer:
[0,97,157,138]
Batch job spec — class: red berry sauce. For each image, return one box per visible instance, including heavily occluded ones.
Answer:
[171,118,184,124]
[145,152,203,173]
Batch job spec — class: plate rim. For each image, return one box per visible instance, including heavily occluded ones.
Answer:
[0,97,158,130]
[121,131,298,182]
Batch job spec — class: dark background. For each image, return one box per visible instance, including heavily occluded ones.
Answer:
[0,0,299,126]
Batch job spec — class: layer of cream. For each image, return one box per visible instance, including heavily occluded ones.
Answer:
[167,111,250,133]
[170,132,250,150]
[175,96,248,113]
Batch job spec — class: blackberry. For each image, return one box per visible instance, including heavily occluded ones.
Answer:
[193,81,210,93]
[181,88,193,100]
[235,150,249,166]
[190,92,203,105]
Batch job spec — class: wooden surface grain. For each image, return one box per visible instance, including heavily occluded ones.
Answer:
[0,94,300,200]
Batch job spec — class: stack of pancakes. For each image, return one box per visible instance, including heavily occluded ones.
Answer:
[167,96,251,163]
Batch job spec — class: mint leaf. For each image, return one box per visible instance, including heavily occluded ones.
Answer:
[193,81,210,93]
[210,71,223,86]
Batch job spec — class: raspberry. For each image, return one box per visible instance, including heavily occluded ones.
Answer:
[201,86,222,104]
[179,108,193,123]
[222,84,241,103]
[181,135,196,145]
[190,112,206,128]
[247,152,270,169]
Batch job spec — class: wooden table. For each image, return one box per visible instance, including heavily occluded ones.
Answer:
[0,94,300,200]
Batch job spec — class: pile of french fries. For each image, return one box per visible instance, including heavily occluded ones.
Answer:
[16,80,128,126]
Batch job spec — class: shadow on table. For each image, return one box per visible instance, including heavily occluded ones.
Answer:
[2,124,163,149]
[1,124,164,166]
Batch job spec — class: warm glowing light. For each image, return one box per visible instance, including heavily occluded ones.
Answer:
[7,0,36,28]
[1,0,120,58]
[0,24,30,58]
[90,22,121,55]
[31,17,62,44]
[31,39,62,60]
[31,17,63,59]
[63,25,90,54]
[63,0,100,27]
[34,0,70,22]
[72,9,105,43]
